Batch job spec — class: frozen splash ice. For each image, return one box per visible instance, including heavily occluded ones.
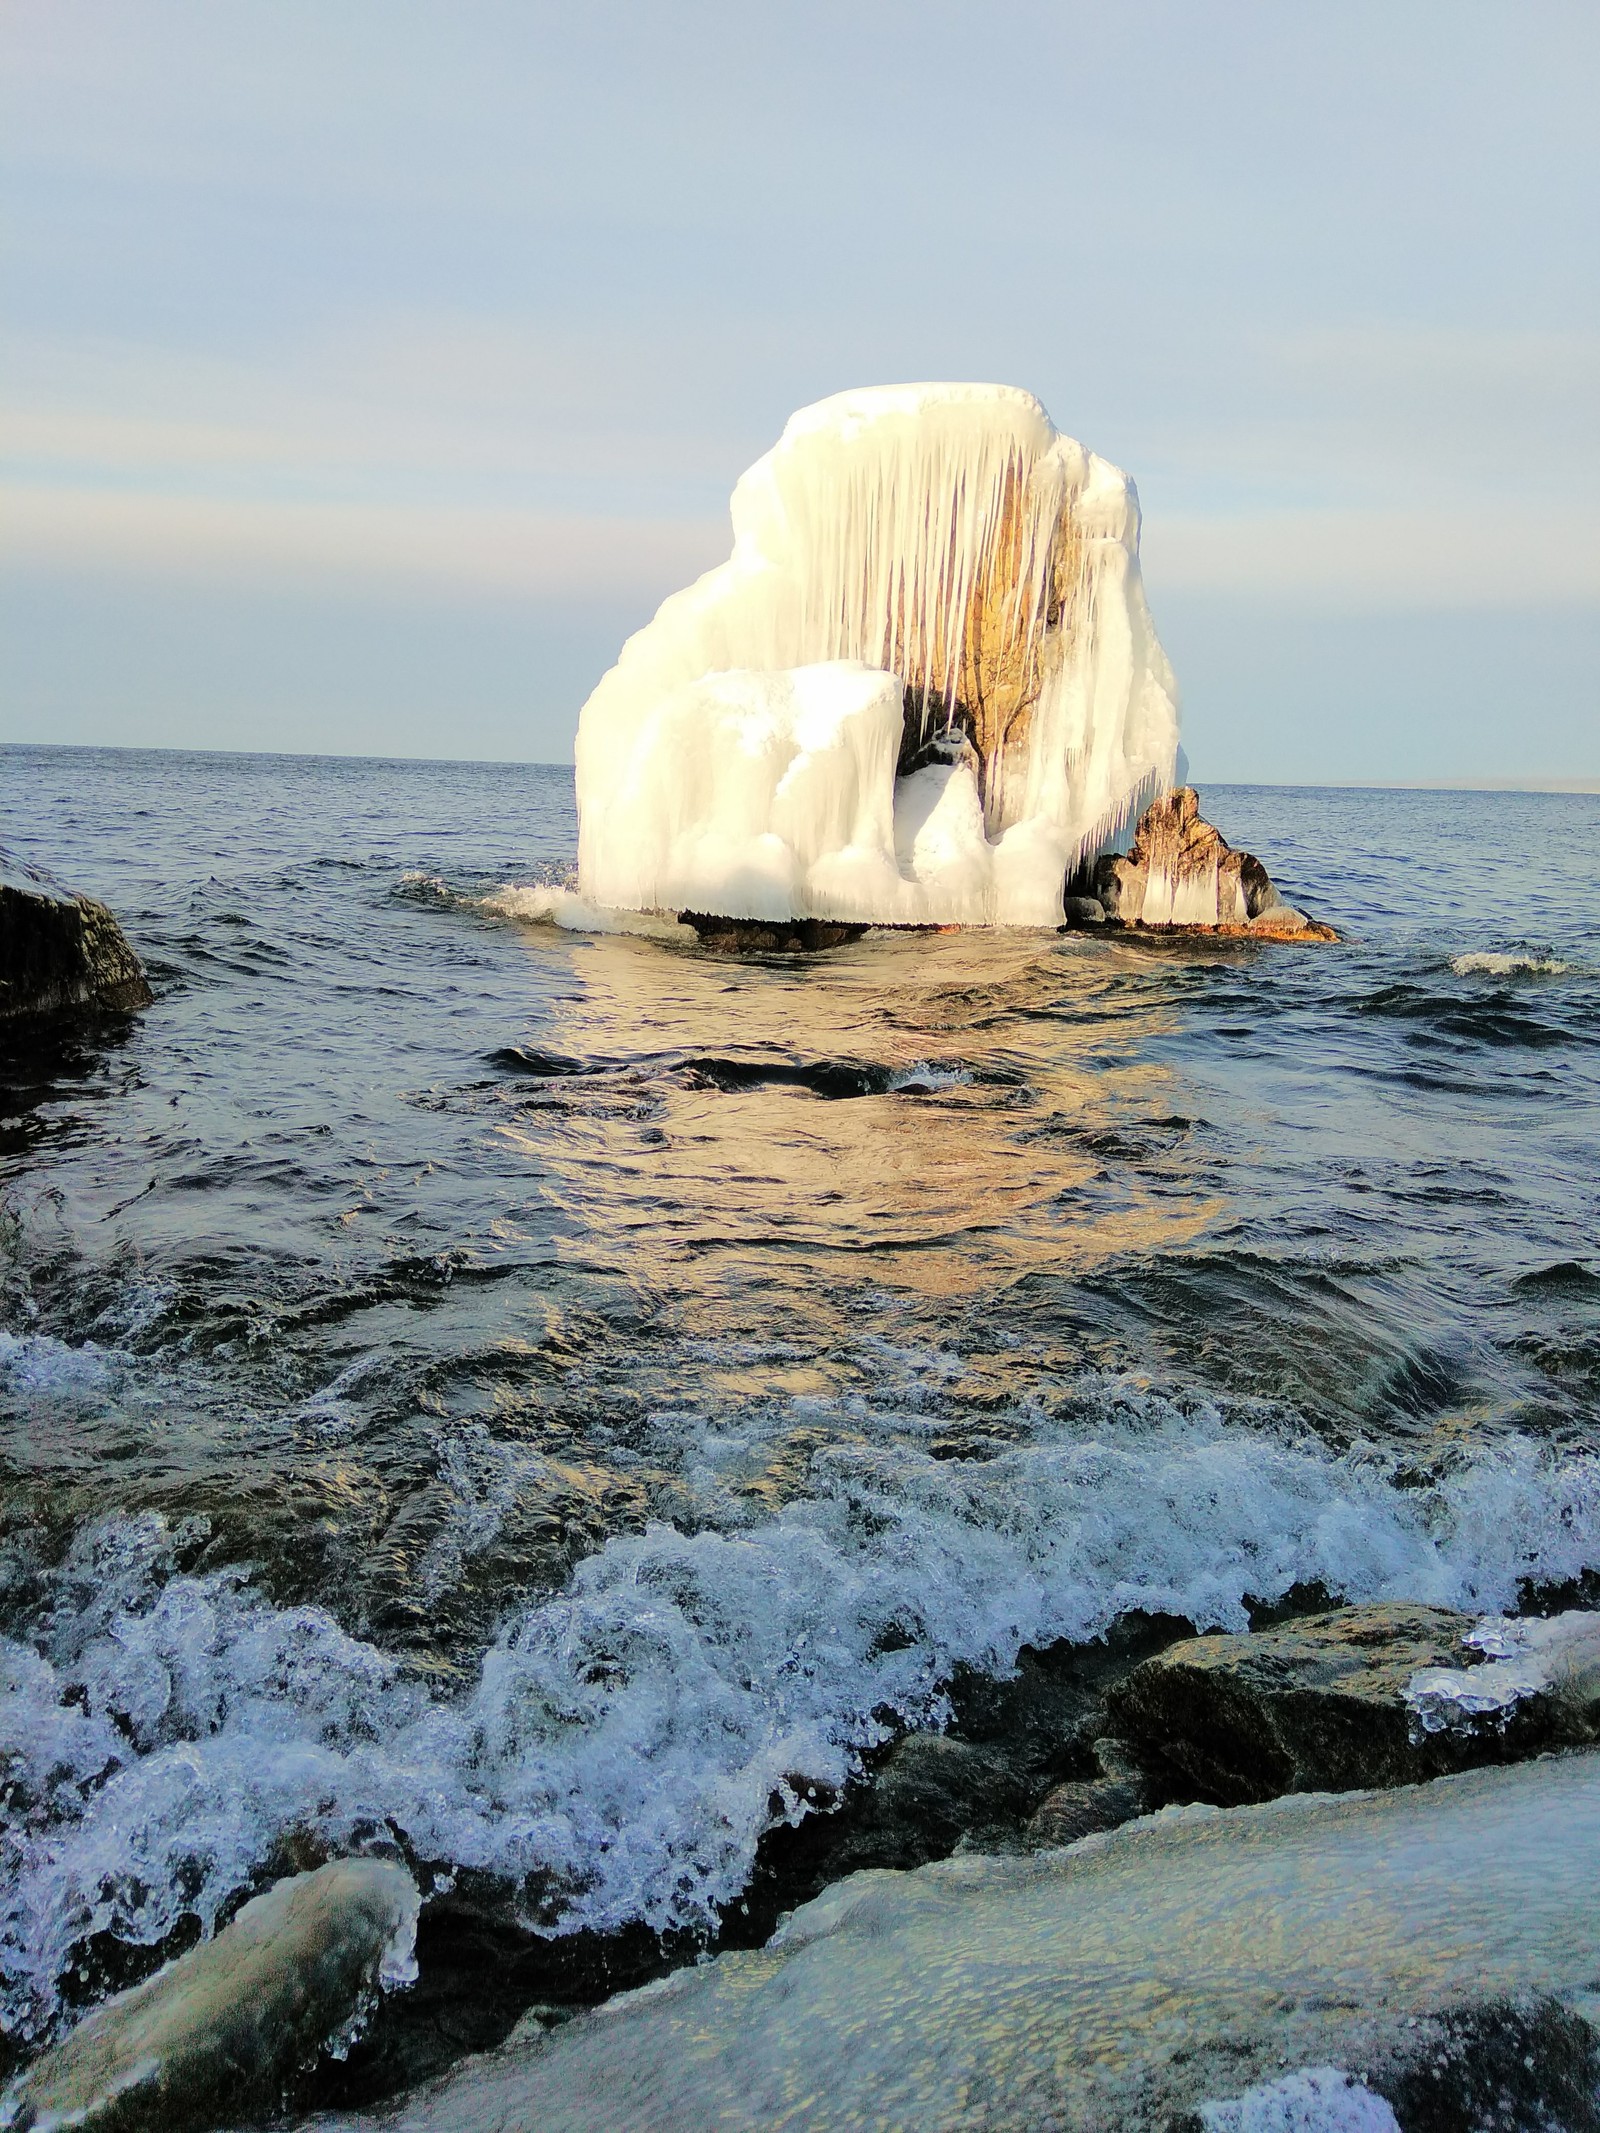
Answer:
[1405,1609,1600,1736]
[1199,2068,1402,2133]
[575,384,1180,928]
[5,1397,1600,2049]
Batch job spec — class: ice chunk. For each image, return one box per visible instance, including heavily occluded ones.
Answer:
[1405,1609,1600,1735]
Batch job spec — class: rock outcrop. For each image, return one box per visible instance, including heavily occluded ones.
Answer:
[3,1859,419,2133]
[0,849,153,1018]
[1106,1603,1600,1805]
[1066,787,1337,940]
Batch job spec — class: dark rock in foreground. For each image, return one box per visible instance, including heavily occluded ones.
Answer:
[1065,786,1338,940]
[3,1859,418,2133]
[301,1753,1600,2133]
[1108,1602,1600,1804]
[0,848,153,1018]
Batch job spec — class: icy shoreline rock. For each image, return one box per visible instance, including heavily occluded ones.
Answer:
[1107,1603,1600,1804]
[2,1860,419,2133]
[576,384,1182,928]
[295,1753,1600,2133]
[0,848,152,1019]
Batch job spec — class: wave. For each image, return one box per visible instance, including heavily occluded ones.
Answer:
[1450,950,1570,977]
[5,1389,1600,2045]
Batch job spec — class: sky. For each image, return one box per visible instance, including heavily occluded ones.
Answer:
[1,0,1597,785]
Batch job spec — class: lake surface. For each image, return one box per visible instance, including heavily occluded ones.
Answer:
[2,746,1598,2057]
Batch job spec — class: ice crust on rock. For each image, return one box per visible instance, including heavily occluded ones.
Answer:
[1406,1609,1600,1736]
[0,1859,418,2133]
[575,384,1180,928]
[1199,2067,1401,2133]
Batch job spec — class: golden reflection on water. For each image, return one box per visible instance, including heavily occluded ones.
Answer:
[496,926,1220,1318]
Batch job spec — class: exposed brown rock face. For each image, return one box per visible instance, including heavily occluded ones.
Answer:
[1,848,153,1017]
[895,469,1081,828]
[1067,787,1337,939]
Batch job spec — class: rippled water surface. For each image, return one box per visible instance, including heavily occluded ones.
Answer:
[2,746,1598,2053]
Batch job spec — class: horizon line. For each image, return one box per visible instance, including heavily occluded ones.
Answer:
[3,738,1596,797]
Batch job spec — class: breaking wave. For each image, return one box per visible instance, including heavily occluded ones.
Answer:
[1450,950,1570,977]
[5,1386,1599,2045]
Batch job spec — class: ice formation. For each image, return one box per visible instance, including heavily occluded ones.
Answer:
[575,384,1180,928]
[1405,1609,1600,1735]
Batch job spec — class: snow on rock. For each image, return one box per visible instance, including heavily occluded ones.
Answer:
[575,384,1180,928]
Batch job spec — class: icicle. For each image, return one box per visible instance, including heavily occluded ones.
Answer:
[575,384,1180,927]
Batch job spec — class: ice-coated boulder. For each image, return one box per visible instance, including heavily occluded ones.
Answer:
[2,1859,419,2133]
[575,384,1180,928]
[1070,787,1335,938]
[0,848,152,1018]
[300,1754,1600,2132]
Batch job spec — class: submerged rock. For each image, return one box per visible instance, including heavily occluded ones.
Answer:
[3,1859,419,2133]
[1066,788,1337,940]
[1106,1603,1600,1805]
[307,1754,1600,2132]
[0,849,152,1019]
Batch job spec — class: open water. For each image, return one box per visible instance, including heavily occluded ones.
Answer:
[2,745,1598,2063]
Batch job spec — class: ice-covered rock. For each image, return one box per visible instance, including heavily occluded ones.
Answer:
[2,1859,418,2133]
[1406,1609,1600,1740]
[575,384,1180,928]
[0,848,151,1018]
[302,1754,1600,2132]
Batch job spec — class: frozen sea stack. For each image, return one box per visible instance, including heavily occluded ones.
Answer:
[2,1859,419,2133]
[0,847,152,1018]
[575,384,1180,928]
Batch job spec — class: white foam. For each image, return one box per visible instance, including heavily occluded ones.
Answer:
[1450,950,1569,976]
[479,882,695,940]
[0,1331,115,1398]
[1200,2068,1401,2133]
[4,1402,1600,2044]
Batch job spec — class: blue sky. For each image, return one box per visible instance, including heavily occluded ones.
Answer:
[2,1,1597,783]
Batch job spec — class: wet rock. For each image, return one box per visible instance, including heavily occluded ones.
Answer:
[1073,788,1335,940]
[679,911,867,952]
[0,849,152,1019]
[308,1753,1600,2132]
[3,1859,419,2133]
[1090,851,1147,921]
[1105,1603,1593,1806]
[1247,903,1310,936]
[1024,1774,1145,1849]
[1061,893,1106,927]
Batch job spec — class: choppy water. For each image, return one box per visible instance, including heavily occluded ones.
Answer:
[2,745,1598,2058]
